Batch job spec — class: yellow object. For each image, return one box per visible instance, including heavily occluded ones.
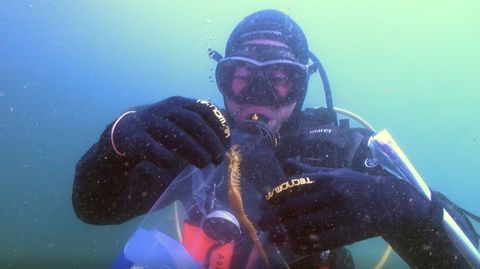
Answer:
[227,145,270,267]
[374,245,393,269]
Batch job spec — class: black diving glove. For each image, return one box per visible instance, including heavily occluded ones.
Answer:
[111,96,230,169]
[259,159,442,255]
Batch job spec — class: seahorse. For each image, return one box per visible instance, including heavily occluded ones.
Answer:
[226,144,270,267]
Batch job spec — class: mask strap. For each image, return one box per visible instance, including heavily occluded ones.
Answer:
[208,48,223,62]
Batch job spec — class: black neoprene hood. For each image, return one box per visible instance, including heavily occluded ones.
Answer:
[225,9,309,64]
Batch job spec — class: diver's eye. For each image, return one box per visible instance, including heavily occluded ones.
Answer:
[270,69,292,97]
[231,66,253,95]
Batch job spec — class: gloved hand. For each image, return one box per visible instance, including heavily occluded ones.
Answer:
[111,96,231,169]
[259,159,441,255]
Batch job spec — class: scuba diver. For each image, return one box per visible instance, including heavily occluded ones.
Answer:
[72,9,479,269]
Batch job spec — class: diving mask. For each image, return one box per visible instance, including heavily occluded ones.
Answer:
[216,56,310,107]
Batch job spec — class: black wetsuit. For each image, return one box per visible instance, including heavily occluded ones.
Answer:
[73,107,478,269]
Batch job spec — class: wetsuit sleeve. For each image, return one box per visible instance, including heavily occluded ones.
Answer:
[72,122,181,224]
[382,191,478,268]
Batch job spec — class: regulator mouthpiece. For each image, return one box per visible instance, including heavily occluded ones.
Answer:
[249,113,269,123]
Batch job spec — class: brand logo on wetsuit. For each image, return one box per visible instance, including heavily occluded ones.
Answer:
[197,99,231,139]
[265,177,315,200]
[309,128,333,134]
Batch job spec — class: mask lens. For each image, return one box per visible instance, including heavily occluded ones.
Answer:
[231,63,254,96]
[216,59,251,97]
[266,64,305,103]
[216,58,307,106]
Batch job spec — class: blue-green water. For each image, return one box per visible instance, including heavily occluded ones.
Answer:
[1,1,479,268]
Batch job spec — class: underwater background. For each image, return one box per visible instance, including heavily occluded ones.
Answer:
[1,1,479,268]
